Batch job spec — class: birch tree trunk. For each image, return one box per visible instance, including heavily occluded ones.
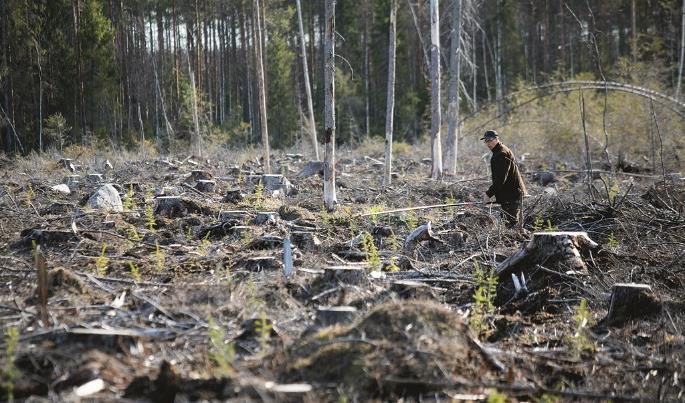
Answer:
[430,0,443,180]
[296,0,320,160]
[253,0,271,173]
[383,0,397,185]
[444,0,462,175]
[677,0,685,100]
[324,0,338,211]
[363,1,371,139]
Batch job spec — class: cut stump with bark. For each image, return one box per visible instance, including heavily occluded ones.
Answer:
[497,232,599,277]
[603,283,661,326]
[323,266,367,285]
[315,306,358,327]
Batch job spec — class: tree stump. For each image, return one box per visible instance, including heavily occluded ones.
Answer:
[291,231,321,251]
[254,212,278,225]
[323,266,367,285]
[188,170,212,182]
[247,174,294,195]
[296,161,324,178]
[195,180,216,193]
[223,189,246,203]
[154,196,201,218]
[315,306,358,327]
[390,280,437,300]
[603,283,661,326]
[496,232,599,277]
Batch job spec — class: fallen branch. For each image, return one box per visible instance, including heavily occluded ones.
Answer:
[358,201,495,217]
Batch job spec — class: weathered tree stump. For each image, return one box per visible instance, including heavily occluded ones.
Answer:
[323,266,367,285]
[247,174,294,195]
[242,256,280,272]
[223,189,246,203]
[86,173,103,184]
[390,280,437,300]
[188,170,212,182]
[254,211,278,225]
[291,231,321,251]
[497,232,599,277]
[218,210,250,221]
[296,161,324,178]
[195,180,216,193]
[315,306,358,327]
[154,196,202,218]
[603,283,661,326]
[59,158,76,172]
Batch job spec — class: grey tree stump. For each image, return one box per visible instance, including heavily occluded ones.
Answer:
[323,266,367,285]
[195,180,216,193]
[154,196,202,218]
[604,283,661,326]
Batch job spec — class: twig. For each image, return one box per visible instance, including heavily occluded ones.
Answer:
[357,201,494,217]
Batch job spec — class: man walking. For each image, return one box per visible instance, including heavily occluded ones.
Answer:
[481,130,527,228]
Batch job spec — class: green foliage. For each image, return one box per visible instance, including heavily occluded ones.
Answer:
[25,183,35,206]
[607,232,620,250]
[44,113,70,152]
[199,232,212,256]
[404,210,418,230]
[486,389,507,403]
[565,299,594,357]
[128,262,141,283]
[469,261,498,336]
[368,205,384,225]
[123,185,136,211]
[320,207,331,227]
[384,257,400,273]
[127,223,141,242]
[532,215,544,231]
[360,232,382,272]
[154,241,164,272]
[207,316,235,376]
[387,233,401,252]
[251,181,265,210]
[255,310,272,355]
[3,327,20,403]
[144,190,156,231]
[545,219,557,232]
[95,242,108,276]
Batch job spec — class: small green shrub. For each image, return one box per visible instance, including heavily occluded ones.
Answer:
[95,243,109,276]
[3,327,20,402]
[207,316,235,376]
[360,232,382,271]
[565,298,594,357]
[469,261,498,336]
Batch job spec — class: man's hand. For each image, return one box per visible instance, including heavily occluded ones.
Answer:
[482,193,490,204]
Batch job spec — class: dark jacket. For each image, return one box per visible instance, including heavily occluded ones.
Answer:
[486,143,527,202]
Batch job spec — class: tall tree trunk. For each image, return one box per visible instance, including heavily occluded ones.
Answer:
[495,3,504,116]
[677,0,685,100]
[383,0,397,185]
[363,0,370,139]
[430,0,443,180]
[323,0,337,211]
[296,0,319,160]
[187,54,202,157]
[631,0,637,61]
[445,0,462,175]
[253,0,270,173]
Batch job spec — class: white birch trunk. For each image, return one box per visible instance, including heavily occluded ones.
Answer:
[323,0,338,211]
[296,0,320,160]
[677,0,685,100]
[383,0,397,185]
[253,0,271,173]
[445,0,462,175]
[430,0,443,180]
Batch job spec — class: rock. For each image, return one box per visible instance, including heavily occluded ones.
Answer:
[543,186,558,196]
[51,184,71,195]
[88,184,123,212]
[603,283,661,326]
[315,306,358,327]
[195,180,216,193]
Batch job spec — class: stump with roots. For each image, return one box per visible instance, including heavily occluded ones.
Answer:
[497,232,599,277]
[495,232,599,305]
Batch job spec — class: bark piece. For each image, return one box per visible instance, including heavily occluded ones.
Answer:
[604,283,661,326]
[88,184,123,212]
[315,306,358,327]
[497,232,599,277]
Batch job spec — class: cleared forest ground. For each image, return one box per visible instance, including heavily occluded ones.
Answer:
[0,146,684,402]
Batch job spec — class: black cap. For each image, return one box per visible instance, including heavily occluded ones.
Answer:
[480,130,499,141]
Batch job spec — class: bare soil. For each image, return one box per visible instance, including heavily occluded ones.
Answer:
[0,149,684,402]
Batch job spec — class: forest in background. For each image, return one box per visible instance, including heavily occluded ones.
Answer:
[1,0,684,162]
